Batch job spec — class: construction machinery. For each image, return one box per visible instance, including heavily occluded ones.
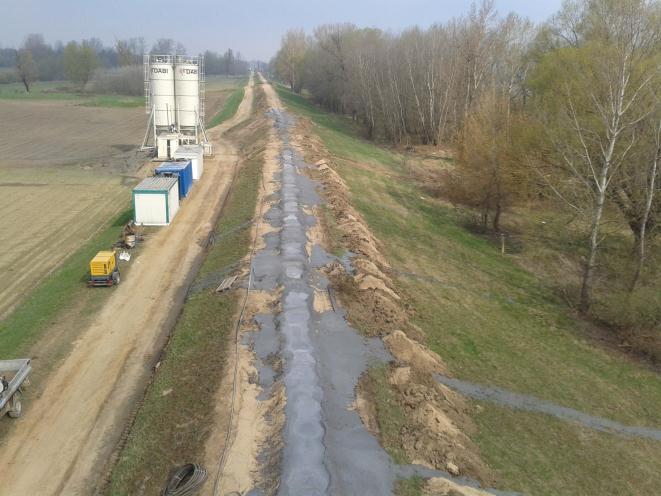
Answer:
[88,250,121,287]
[0,359,31,419]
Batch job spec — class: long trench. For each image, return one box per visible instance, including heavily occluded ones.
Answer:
[225,86,518,496]
[247,108,396,495]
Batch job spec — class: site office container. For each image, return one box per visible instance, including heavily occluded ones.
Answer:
[173,145,204,180]
[154,160,193,199]
[132,176,179,226]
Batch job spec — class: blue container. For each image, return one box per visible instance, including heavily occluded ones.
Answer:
[154,160,193,199]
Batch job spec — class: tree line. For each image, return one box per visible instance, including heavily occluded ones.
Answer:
[271,0,660,316]
[2,34,249,91]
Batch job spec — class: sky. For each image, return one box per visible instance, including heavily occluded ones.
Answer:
[2,0,564,61]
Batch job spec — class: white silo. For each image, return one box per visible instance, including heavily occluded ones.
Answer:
[141,53,210,157]
[174,55,202,134]
[149,55,176,131]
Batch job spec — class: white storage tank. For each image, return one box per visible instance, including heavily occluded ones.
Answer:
[173,144,204,180]
[133,176,179,226]
[175,55,201,132]
[149,55,176,130]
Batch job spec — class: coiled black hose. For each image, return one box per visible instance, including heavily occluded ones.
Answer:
[162,464,208,496]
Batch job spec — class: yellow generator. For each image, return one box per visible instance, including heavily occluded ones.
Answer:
[88,251,120,287]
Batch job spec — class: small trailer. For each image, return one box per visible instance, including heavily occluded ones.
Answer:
[0,359,31,419]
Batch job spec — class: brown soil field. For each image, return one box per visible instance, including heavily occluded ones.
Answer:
[0,100,145,168]
[0,99,147,317]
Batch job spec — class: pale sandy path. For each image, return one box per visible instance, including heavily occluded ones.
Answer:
[0,78,254,496]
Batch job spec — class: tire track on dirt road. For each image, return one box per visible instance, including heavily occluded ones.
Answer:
[0,79,254,496]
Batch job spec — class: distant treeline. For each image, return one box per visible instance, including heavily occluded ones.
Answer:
[1,34,251,89]
[271,0,660,325]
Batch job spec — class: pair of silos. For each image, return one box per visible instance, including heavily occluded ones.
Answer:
[149,54,201,135]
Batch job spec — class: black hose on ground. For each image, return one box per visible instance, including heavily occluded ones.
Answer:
[162,464,208,496]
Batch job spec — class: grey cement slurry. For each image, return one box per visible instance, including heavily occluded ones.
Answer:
[435,374,661,442]
[245,108,513,495]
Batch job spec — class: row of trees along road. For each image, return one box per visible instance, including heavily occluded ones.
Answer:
[272,0,660,316]
[2,35,249,92]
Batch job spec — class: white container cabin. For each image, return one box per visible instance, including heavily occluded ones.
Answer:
[133,176,179,226]
[173,144,204,180]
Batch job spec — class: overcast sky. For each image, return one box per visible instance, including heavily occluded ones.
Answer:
[3,0,563,61]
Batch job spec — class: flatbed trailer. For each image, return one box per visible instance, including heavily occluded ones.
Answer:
[0,359,31,419]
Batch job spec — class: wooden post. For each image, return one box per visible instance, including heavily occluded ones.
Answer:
[500,233,506,255]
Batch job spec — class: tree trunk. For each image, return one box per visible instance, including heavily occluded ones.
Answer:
[22,77,29,92]
[579,191,606,314]
[629,129,659,292]
[492,200,501,232]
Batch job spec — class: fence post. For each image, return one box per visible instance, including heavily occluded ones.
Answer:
[500,233,506,255]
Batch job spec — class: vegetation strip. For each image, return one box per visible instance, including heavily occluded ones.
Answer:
[108,102,265,495]
[207,83,246,129]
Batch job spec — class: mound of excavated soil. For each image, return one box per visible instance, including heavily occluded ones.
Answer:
[423,477,492,496]
[293,116,493,485]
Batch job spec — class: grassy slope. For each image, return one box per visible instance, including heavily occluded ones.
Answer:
[207,80,247,129]
[0,208,132,359]
[108,106,264,495]
[276,86,661,495]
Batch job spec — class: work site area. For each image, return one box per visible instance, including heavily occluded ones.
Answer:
[1,1,660,495]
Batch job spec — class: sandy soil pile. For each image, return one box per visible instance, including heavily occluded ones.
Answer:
[294,117,493,485]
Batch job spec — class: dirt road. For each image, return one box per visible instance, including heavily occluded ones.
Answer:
[0,79,254,496]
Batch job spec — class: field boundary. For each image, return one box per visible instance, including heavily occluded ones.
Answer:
[207,81,247,129]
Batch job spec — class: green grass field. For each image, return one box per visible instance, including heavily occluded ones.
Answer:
[207,83,246,129]
[0,81,145,107]
[276,85,661,495]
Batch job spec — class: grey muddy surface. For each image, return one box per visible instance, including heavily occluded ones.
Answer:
[245,108,513,495]
[435,374,661,442]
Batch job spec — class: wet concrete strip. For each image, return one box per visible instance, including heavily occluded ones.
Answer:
[435,374,661,441]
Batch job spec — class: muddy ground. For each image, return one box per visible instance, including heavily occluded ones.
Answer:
[0,100,145,168]
[208,77,497,496]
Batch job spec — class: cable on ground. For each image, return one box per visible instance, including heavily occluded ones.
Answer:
[162,464,208,496]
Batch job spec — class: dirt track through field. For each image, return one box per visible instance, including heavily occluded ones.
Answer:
[0,79,254,496]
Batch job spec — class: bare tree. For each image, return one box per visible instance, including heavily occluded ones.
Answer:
[274,29,307,92]
[15,48,36,92]
[627,118,661,291]
[533,0,659,313]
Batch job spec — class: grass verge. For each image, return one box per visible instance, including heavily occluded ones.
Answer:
[361,365,409,464]
[395,476,424,496]
[208,84,246,129]
[0,81,144,107]
[107,93,266,495]
[80,95,144,108]
[277,85,661,495]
